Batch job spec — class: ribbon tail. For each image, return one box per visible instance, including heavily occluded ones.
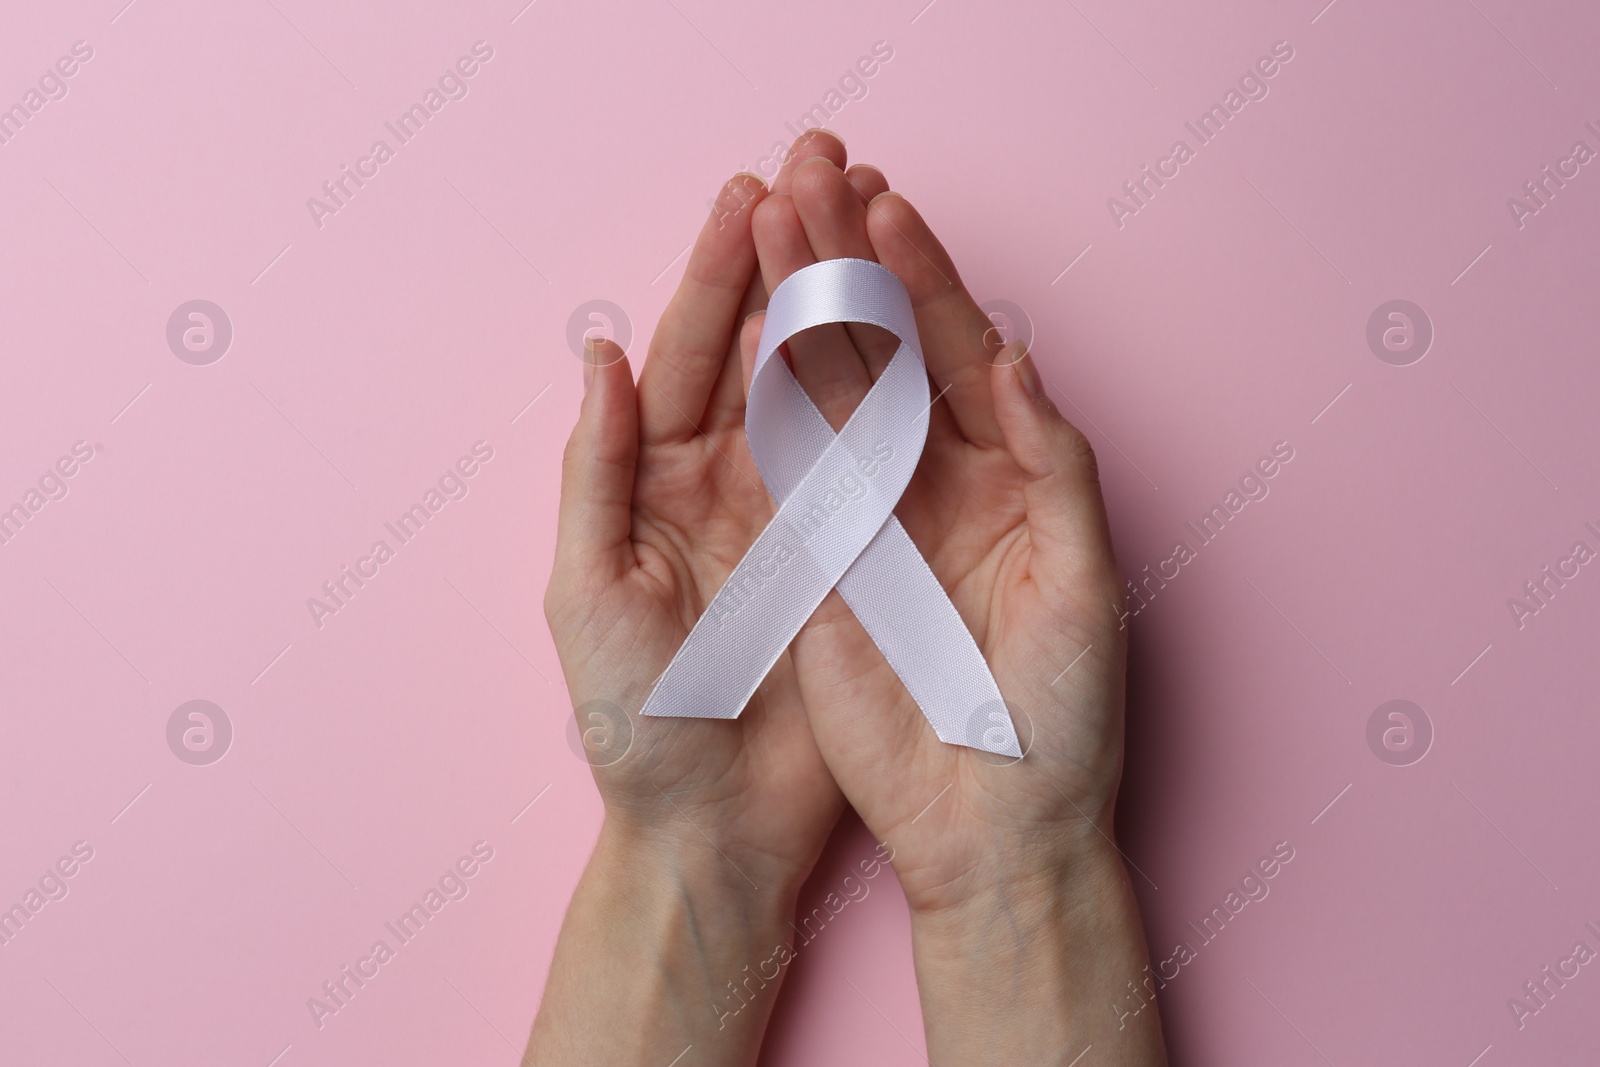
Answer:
[836,518,1022,757]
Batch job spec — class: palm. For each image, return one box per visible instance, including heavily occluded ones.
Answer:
[625,423,837,869]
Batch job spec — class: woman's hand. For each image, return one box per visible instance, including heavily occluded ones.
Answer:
[744,154,1127,907]
[543,164,839,893]
[743,157,1168,1064]
[532,135,881,1067]
[541,132,893,891]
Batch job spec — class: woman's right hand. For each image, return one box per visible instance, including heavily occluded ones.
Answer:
[533,153,868,1066]
[543,163,845,894]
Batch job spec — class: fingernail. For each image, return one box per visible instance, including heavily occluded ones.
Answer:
[801,126,842,147]
[1012,345,1045,401]
[712,174,764,226]
[722,171,766,204]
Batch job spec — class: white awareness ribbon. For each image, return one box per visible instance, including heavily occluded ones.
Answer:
[639,257,1020,757]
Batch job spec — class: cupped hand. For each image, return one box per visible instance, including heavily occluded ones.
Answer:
[545,147,868,889]
[740,156,1132,913]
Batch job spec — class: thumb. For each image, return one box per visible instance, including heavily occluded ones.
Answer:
[990,343,1119,598]
[554,338,638,582]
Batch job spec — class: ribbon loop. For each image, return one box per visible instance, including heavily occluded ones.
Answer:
[639,258,1019,757]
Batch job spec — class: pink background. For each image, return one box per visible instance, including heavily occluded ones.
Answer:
[3,0,1598,1063]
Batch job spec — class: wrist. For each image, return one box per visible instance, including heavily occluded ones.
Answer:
[899,814,1115,921]
[529,819,811,1066]
[906,829,1126,950]
[592,815,811,1042]
[906,837,1168,1066]
[593,816,808,926]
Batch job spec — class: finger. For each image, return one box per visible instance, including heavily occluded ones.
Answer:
[637,173,767,446]
[991,344,1118,598]
[771,129,847,194]
[790,157,899,376]
[865,191,1006,448]
[738,310,764,398]
[555,341,638,581]
[698,277,768,435]
[751,190,872,430]
[844,163,889,202]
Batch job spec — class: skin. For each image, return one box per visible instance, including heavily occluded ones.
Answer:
[529,131,1168,1066]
